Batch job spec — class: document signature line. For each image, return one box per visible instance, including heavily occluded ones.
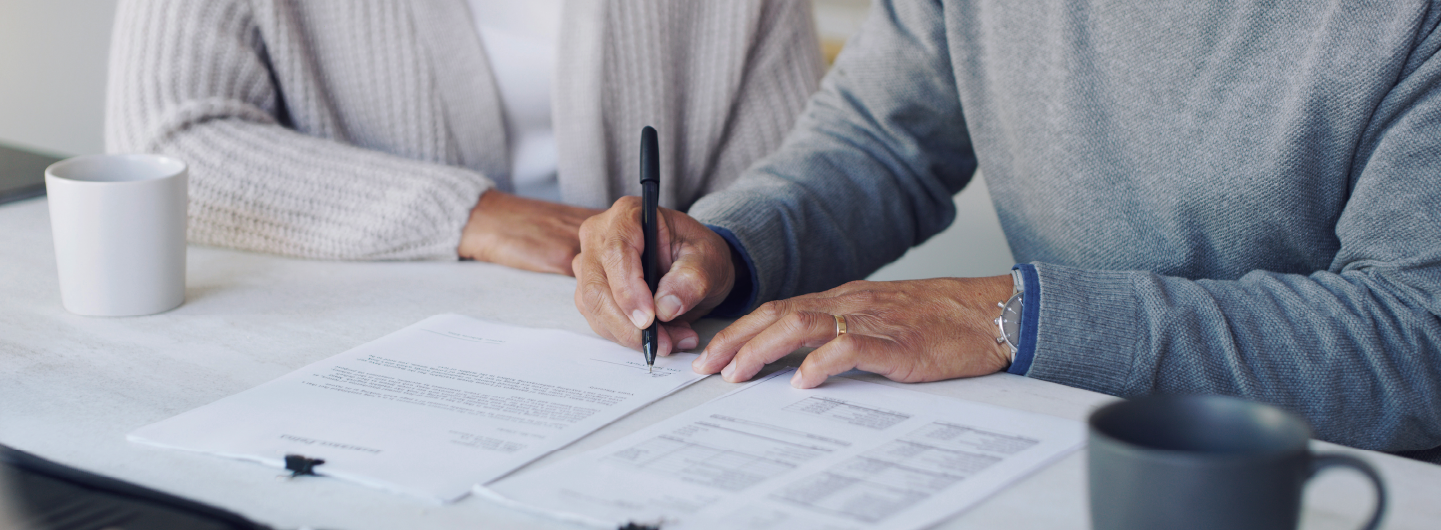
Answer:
[590,358,675,373]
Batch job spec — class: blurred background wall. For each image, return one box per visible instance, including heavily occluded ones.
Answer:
[0,0,116,158]
[0,0,1013,280]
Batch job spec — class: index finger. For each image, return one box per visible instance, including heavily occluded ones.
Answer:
[574,201,651,341]
[574,246,641,349]
[584,197,660,330]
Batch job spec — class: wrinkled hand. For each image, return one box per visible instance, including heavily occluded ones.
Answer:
[693,277,1015,388]
[573,196,737,357]
[458,190,603,276]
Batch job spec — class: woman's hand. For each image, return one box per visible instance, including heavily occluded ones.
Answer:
[458,190,604,276]
[693,276,1016,388]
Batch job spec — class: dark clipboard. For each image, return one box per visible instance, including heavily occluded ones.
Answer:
[0,443,271,530]
[2,444,663,530]
[0,143,64,206]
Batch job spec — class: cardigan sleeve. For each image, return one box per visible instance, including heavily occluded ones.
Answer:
[691,0,824,203]
[106,0,492,260]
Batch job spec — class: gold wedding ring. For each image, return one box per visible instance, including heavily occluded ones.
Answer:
[833,314,848,338]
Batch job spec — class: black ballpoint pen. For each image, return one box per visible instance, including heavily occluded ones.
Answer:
[639,126,660,373]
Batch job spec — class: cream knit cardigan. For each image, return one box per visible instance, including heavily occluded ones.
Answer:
[106,0,821,260]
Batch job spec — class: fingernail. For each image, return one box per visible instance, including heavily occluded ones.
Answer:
[630,309,648,328]
[790,369,803,388]
[721,361,737,381]
[693,350,710,370]
[657,295,683,320]
[678,336,698,350]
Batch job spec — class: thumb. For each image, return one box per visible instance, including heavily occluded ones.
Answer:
[654,239,734,322]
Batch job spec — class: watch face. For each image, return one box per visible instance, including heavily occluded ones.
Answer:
[999,293,1023,346]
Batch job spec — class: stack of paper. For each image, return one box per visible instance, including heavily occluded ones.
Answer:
[129,314,707,501]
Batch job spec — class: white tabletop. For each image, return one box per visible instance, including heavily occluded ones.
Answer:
[1,197,1435,530]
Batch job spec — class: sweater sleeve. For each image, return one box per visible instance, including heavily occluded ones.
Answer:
[687,0,976,305]
[1026,46,1441,451]
[105,0,492,261]
[689,0,824,203]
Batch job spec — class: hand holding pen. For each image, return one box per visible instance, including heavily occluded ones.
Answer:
[571,128,739,362]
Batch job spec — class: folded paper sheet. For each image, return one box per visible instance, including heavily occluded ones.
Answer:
[129,314,707,501]
[484,369,1085,530]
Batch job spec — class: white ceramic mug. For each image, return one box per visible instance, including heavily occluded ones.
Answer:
[45,154,188,316]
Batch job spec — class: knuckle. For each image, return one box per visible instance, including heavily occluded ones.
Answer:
[583,295,608,319]
[605,232,634,253]
[779,312,813,335]
[580,211,619,239]
[599,238,633,269]
[612,195,640,209]
[710,325,741,348]
[708,330,733,350]
[579,282,610,310]
[756,300,786,318]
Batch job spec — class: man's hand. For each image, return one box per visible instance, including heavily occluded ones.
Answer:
[693,276,1015,388]
[458,190,603,276]
[573,196,737,357]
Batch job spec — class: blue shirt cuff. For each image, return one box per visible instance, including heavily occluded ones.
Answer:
[704,225,758,318]
[1007,263,1041,376]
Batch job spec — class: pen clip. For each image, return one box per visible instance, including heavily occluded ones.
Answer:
[639,126,659,184]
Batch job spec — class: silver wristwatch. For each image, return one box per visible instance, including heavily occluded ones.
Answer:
[994,269,1025,364]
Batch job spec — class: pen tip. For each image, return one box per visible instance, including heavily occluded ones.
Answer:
[648,365,653,373]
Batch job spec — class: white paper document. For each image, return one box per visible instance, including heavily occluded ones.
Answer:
[129,314,707,501]
[484,369,1084,530]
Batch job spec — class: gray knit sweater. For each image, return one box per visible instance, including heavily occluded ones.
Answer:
[106,0,821,260]
[691,0,1441,452]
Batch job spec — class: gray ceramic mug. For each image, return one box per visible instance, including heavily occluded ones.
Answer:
[1089,395,1385,530]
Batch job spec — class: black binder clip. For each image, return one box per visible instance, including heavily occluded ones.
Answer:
[283,454,325,478]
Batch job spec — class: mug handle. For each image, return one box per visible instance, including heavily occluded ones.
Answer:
[1308,452,1387,530]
